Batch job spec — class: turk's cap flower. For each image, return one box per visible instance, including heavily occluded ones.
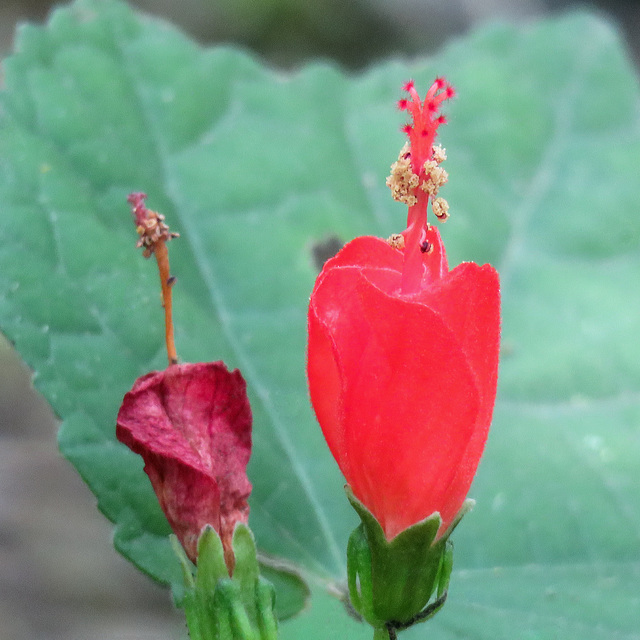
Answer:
[307,77,500,634]
[116,362,252,574]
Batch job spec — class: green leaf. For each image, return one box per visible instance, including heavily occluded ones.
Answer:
[258,560,310,622]
[1,0,640,636]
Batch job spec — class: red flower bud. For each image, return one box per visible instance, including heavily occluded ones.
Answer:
[116,362,252,573]
[307,80,500,541]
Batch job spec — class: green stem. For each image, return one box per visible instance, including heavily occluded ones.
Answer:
[373,628,391,640]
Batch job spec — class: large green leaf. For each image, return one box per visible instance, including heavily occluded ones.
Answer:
[1,0,639,635]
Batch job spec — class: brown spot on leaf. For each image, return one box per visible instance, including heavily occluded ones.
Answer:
[311,235,343,272]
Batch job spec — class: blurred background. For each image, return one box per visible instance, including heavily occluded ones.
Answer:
[2,0,640,66]
[0,0,638,639]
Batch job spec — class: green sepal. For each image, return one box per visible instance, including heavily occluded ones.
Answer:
[172,524,279,640]
[345,485,472,626]
[196,525,231,592]
[215,580,258,640]
[347,523,378,625]
[232,525,260,591]
[256,580,279,639]
[171,535,211,640]
[436,541,454,599]
[171,534,196,590]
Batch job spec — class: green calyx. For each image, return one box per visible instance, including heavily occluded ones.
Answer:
[345,485,472,629]
[171,524,278,640]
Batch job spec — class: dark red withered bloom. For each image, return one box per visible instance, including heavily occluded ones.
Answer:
[116,362,252,572]
[307,79,500,540]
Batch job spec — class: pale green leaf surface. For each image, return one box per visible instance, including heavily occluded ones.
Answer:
[282,562,640,640]
[1,0,640,635]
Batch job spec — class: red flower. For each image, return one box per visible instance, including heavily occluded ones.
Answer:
[116,362,252,572]
[307,79,500,540]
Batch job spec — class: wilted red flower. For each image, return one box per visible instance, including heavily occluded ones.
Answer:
[307,79,500,540]
[116,362,252,572]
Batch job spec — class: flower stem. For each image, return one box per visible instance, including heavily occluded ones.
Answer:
[154,240,178,365]
[373,628,392,640]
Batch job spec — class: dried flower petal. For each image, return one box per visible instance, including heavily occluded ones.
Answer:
[116,362,252,572]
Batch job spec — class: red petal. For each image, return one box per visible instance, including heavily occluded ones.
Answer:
[116,362,252,566]
[417,262,500,423]
[414,262,500,527]
[307,303,345,469]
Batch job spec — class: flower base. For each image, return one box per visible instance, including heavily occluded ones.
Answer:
[345,485,472,629]
[172,524,278,640]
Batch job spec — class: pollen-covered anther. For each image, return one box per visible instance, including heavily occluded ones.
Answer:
[386,143,420,206]
[132,206,179,257]
[387,233,405,250]
[432,145,447,164]
[421,161,448,197]
[432,197,450,221]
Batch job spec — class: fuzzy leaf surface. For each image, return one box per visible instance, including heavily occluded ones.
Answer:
[1,1,639,635]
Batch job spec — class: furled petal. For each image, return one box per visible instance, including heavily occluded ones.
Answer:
[116,362,252,568]
[307,233,500,540]
[415,262,500,528]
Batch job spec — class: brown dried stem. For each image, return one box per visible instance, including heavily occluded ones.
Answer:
[128,192,180,366]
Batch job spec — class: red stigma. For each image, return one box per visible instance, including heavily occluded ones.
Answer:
[400,77,454,173]
[402,80,415,93]
[127,192,149,227]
